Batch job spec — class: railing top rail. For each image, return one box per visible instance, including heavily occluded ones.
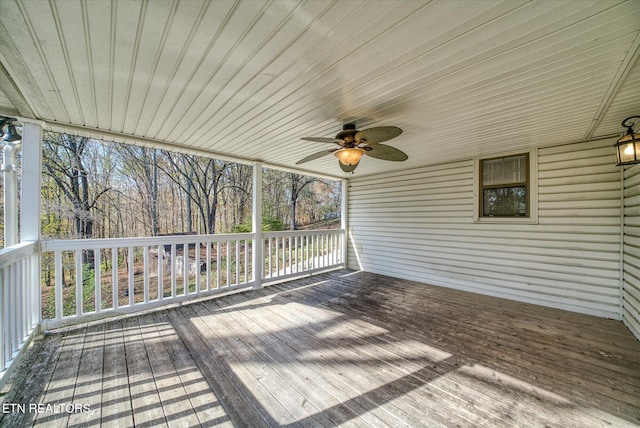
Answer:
[41,232,255,252]
[40,229,345,252]
[263,229,344,238]
[0,241,37,265]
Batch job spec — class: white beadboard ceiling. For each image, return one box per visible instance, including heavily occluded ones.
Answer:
[1,0,639,178]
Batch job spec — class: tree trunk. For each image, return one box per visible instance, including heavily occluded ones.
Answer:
[186,166,193,232]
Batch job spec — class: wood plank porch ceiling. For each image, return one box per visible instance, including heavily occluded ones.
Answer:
[1,1,640,177]
[1,270,639,427]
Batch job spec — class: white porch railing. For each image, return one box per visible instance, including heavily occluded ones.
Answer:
[0,229,343,384]
[0,241,40,380]
[262,229,344,282]
[39,229,344,328]
[40,233,255,327]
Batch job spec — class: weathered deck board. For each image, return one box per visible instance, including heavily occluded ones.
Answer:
[0,331,64,427]
[137,315,202,427]
[194,299,380,428]
[238,277,568,428]
[237,291,521,427]
[122,315,168,427]
[67,322,105,427]
[208,290,507,427]
[325,274,640,416]
[1,269,639,427]
[202,297,407,427]
[32,326,87,427]
[100,319,134,428]
[316,273,640,425]
[167,306,272,426]
[150,311,233,427]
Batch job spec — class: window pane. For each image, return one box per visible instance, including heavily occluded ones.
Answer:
[483,187,527,216]
[482,154,527,186]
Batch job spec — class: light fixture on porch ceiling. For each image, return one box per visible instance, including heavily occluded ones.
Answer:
[614,116,640,166]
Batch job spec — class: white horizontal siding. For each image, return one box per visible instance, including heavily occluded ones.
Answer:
[623,164,640,341]
[348,138,622,318]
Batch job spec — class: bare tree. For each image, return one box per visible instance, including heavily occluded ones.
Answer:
[161,152,228,234]
[288,173,319,230]
[263,169,286,222]
[220,163,252,231]
[117,145,161,235]
[39,133,340,241]
[43,134,84,237]
[42,133,111,264]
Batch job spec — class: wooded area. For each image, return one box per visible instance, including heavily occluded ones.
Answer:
[0,131,340,247]
[0,132,341,317]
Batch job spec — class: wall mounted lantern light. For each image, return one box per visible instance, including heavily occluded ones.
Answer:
[614,116,640,166]
[0,116,22,142]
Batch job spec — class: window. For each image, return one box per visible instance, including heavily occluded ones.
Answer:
[474,150,537,223]
[480,153,528,217]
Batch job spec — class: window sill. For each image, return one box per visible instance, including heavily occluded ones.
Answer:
[474,216,538,224]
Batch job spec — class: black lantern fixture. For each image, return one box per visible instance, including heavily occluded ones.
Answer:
[2,124,21,142]
[0,116,21,142]
[614,116,640,165]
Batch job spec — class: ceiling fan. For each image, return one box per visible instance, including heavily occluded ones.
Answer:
[296,123,407,172]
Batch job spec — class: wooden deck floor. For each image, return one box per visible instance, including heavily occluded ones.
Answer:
[2,269,640,427]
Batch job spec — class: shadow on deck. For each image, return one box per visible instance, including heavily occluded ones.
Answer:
[1,269,639,427]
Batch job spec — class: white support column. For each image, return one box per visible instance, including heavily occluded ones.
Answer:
[19,118,44,328]
[252,162,263,289]
[1,115,28,247]
[19,118,44,242]
[341,178,348,267]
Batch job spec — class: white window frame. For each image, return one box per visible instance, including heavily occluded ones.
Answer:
[473,148,538,224]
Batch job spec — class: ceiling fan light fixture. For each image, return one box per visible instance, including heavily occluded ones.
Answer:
[298,123,405,172]
[334,147,365,166]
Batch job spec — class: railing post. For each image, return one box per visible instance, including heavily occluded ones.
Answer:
[341,178,348,267]
[252,162,263,289]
